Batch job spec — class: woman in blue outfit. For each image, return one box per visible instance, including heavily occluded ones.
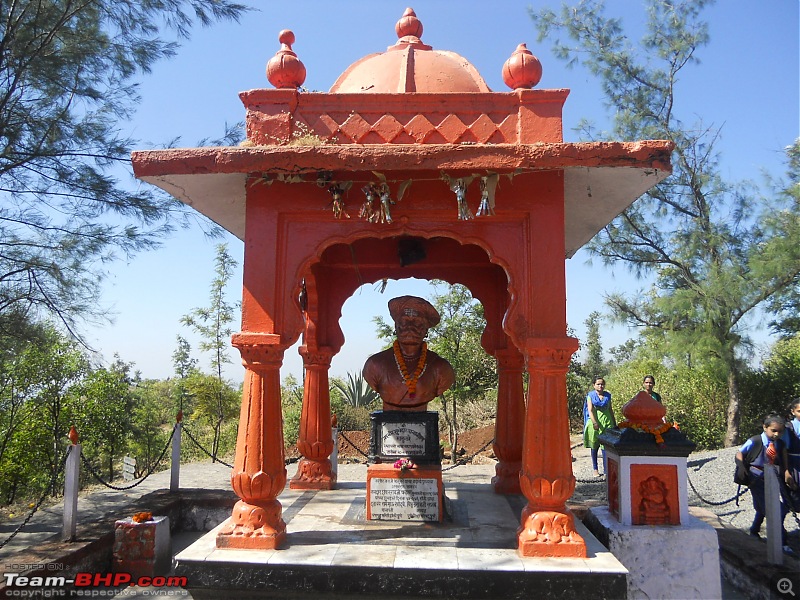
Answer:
[583,377,616,477]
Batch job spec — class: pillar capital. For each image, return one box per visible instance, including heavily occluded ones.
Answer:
[232,332,287,369]
[523,337,578,371]
[299,345,334,367]
[494,347,525,371]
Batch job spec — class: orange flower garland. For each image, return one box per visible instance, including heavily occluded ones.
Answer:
[618,420,676,444]
[393,340,427,399]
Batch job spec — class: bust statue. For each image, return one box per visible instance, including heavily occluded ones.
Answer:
[363,295,455,411]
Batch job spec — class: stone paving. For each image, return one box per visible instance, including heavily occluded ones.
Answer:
[0,453,795,598]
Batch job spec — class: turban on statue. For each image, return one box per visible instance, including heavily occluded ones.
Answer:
[388,296,440,329]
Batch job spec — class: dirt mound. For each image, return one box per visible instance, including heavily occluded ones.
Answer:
[452,424,495,458]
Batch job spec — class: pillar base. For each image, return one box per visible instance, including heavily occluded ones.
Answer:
[491,461,521,495]
[517,506,587,557]
[216,500,287,550]
[289,458,337,490]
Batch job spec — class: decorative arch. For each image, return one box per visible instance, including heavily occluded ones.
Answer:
[131,8,671,558]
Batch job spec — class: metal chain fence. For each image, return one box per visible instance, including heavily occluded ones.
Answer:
[0,447,71,550]
[80,425,176,491]
[182,424,234,469]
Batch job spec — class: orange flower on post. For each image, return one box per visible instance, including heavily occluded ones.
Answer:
[132,512,153,523]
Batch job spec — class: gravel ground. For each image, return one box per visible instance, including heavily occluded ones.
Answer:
[570,443,800,546]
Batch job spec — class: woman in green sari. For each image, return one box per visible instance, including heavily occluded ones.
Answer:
[583,377,616,477]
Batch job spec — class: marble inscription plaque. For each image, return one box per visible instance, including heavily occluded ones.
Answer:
[381,422,426,456]
[369,477,439,521]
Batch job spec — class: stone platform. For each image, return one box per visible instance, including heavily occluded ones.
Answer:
[174,472,627,599]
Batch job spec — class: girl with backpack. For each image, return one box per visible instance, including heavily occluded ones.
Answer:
[735,413,795,556]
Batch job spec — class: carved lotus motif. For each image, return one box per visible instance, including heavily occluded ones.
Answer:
[231,469,286,501]
[520,473,575,505]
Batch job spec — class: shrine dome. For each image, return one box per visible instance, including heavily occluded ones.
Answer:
[329,8,491,94]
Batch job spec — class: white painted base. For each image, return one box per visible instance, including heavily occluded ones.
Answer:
[588,506,722,600]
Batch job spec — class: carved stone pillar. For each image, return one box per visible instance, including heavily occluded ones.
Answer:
[491,347,525,494]
[290,346,336,490]
[517,337,586,557]
[217,334,288,550]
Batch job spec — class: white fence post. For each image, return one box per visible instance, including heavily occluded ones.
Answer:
[765,463,783,565]
[63,426,80,541]
[170,412,182,492]
[122,456,137,481]
[331,426,338,478]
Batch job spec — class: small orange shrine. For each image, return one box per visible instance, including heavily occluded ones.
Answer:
[132,8,672,558]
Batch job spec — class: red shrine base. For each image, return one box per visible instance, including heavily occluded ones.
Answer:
[215,500,287,550]
[517,505,588,558]
[491,460,522,495]
[366,463,444,522]
[289,458,337,490]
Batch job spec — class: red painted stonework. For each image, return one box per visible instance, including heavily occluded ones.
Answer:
[630,463,680,526]
[502,43,543,90]
[623,390,668,426]
[113,517,170,579]
[131,7,672,557]
[608,458,620,519]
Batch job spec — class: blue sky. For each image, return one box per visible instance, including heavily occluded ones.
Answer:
[89,1,799,383]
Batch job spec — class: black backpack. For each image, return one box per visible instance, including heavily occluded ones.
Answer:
[734,435,769,486]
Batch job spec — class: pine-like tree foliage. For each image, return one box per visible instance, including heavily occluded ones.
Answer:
[0,0,248,338]
[531,0,800,445]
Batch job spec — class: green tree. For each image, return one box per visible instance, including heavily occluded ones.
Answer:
[181,370,240,458]
[0,325,88,502]
[69,358,134,480]
[531,0,800,446]
[181,243,239,459]
[566,327,591,431]
[739,335,800,438]
[280,374,303,445]
[127,378,175,477]
[0,318,58,502]
[172,334,197,413]
[765,141,800,338]
[584,311,605,378]
[0,0,248,339]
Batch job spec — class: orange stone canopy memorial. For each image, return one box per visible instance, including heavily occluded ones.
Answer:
[131,8,672,557]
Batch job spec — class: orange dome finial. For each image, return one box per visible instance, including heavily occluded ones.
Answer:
[396,8,423,40]
[502,43,543,90]
[68,426,79,445]
[623,391,667,427]
[267,29,307,89]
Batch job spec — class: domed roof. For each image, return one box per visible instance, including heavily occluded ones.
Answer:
[329,8,491,94]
